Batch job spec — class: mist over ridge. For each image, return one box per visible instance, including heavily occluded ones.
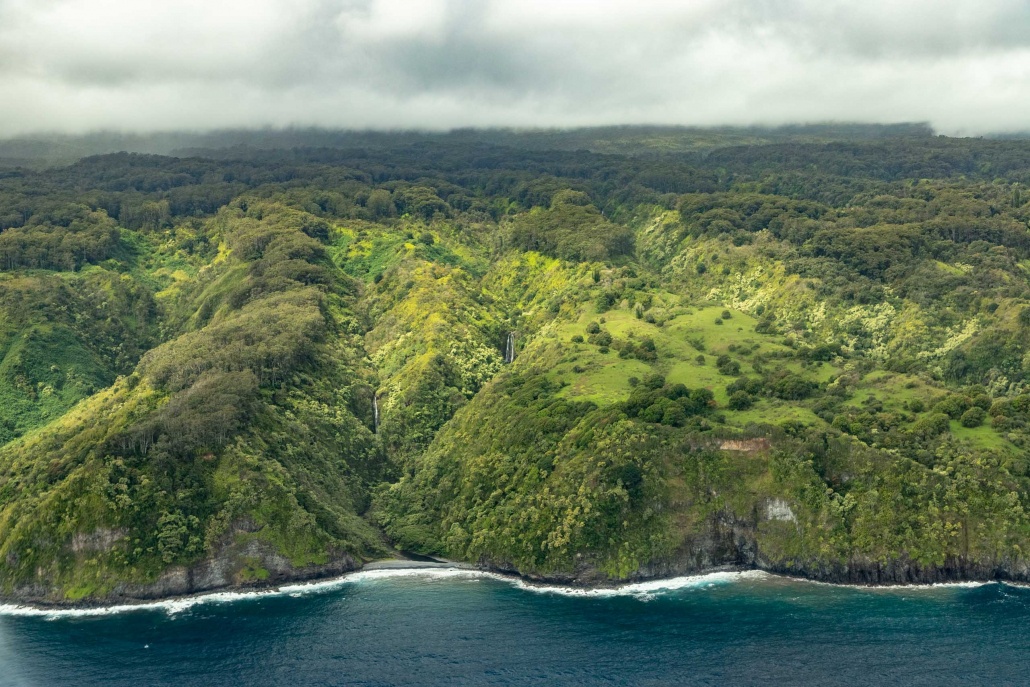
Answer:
[0,122,953,168]
[2,1,1030,136]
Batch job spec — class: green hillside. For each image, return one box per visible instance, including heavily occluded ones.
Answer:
[2,131,1030,602]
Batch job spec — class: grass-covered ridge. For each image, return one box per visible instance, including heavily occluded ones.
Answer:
[2,130,1030,600]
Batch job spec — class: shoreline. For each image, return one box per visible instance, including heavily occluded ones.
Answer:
[0,559,1018,617]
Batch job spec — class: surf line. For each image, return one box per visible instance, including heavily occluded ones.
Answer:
[0,567,771,618]
[0,566,999,619]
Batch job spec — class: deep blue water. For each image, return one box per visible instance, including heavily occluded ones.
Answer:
[1,569,1028,686]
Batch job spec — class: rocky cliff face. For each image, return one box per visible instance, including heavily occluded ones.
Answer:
[7,540,359,608]
[8,506,1030,608]
[484,508,1030,588]
[649,510,1030,586]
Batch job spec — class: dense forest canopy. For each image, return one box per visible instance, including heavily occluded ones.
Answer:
[2,126,1030,602]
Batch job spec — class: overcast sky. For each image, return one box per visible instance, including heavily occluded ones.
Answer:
[1,0,1029,136]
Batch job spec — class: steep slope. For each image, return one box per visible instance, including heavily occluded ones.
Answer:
[0,202,387,603]
[3,137,1030,602]
[376,191,1030,585]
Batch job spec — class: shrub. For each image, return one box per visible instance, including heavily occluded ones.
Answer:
[754,313,776,334]
[970,394,992,411]
[643,373,666,389]
[661,404,687,427]
[912,412,951,438]
[728,391,754,410]
[769,374,818,400]
[960,406,987,428]
[721,310,732,319]
[716,355,741,376]
[933,395,971,420]
[595,291,618,312]
[586,321,600,334]
[1019,306,1030,327]
[640,403,665,423]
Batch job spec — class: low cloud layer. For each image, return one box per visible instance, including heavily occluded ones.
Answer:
[1,0,1029,136]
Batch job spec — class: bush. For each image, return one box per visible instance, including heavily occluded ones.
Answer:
[586,321,601,334]
[768,374,818,400]
[727,376,763,396]
[716,355,741,376]
[960,406,987,428]
[933,395,971,420]
[721,310,732,319]
[661,404,687,427]
[595,291,618,312]
[643,373,666,389]
[640,402,665,423]
[754,315,776,334]
[728,391,754,410]
[970,394,992,411]
[912,412,951,439]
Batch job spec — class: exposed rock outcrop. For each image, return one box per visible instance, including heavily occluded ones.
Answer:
[8,539,359,608]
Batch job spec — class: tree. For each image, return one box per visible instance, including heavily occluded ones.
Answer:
[728,391,754,410]
[366,189,395,219]
[961,406,987,428]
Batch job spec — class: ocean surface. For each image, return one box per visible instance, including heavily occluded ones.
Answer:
[1,568,1028,686]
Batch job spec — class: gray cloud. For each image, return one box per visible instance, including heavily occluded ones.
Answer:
[1,0,1029,135]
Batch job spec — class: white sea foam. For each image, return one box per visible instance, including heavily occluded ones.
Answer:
[0,568,495,619]
[510,570,770,598]
[860,580,989,591]
[773,574,991,591]
[0,566,998,618]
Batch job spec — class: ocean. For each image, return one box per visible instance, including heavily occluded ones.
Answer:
[1,568,1027,686]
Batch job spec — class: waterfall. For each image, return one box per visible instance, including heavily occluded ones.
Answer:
[505,331,515,364]
[373,394,380,434]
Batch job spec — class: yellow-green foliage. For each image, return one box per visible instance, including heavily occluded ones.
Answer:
[5,139,1030,599]
[0,201,387,598]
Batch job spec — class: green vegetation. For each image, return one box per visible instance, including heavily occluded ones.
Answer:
[3,127,1030,600]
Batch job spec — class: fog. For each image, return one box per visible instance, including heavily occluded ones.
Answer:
[1,0,1029,136]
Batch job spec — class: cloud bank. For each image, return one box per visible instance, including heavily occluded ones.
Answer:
[1,0,1029,135]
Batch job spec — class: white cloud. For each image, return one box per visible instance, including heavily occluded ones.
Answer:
[0,0,1029,135]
